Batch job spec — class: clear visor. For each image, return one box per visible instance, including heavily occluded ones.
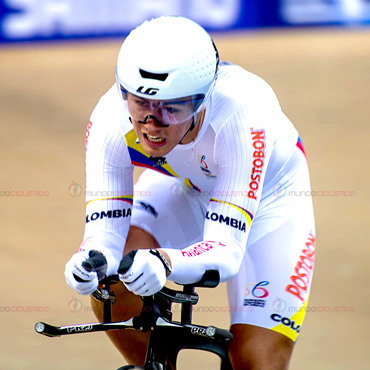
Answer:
[119,85,206,126]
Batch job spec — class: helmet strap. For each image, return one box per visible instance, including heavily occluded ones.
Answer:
[179,116,196,144]
[179,108,206,144]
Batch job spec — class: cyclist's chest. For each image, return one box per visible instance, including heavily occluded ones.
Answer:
[125,128,218,192]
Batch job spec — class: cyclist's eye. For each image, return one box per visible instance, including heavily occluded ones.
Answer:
[164,106,179,114]
[134,100,146,107]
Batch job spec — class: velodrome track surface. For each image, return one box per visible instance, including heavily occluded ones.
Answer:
[1,29,369,369]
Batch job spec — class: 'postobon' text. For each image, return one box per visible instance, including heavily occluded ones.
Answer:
[248,129,266,200]
[285,232,316,301]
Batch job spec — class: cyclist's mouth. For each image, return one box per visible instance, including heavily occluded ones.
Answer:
[143,133,166,147]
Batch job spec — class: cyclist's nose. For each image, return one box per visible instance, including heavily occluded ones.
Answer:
[144,115,160,126]
[145,103,164,125]
[139,114,169,128]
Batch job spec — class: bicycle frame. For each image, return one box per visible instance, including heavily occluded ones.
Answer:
[35,270,233,370]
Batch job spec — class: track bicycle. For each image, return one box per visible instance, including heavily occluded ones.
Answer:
[35,252,233,369]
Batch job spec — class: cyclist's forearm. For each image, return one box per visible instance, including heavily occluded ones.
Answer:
[163,238,244,285]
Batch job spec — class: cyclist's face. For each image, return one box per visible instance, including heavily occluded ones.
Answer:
[127,93,195,157]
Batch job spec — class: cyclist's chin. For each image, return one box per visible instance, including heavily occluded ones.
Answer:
[141,138,172,158]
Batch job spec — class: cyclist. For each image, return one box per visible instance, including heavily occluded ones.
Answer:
[65,16,316,369]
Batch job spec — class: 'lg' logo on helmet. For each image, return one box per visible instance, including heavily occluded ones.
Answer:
[137,86,159,95]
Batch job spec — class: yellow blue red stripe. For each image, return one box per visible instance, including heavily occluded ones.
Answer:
[86,195,133,207]
[185,178,201,192]
[271,296,309,342]
[210,198,253,228]
[124,129,179,177]
[124,129,202,191]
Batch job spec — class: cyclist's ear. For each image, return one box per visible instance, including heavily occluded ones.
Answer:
[118,250,138,274]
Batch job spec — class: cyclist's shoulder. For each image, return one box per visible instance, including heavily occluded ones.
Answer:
[208,63,289,133]
[218,62,275,92]
[90,84,131,133]
[215,62,280,111]
[85,85,133,158]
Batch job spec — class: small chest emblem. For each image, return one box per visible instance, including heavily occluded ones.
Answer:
[198,155,216,179]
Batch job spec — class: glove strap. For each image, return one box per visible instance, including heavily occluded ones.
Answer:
[149,249,172,276]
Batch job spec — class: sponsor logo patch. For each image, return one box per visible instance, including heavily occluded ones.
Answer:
[244,281,270,308]
[198,155,216,179]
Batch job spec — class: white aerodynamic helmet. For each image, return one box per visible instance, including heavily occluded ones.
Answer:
[116,16,219,125]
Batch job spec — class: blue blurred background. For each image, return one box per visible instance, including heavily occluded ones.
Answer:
[0,0,369,43]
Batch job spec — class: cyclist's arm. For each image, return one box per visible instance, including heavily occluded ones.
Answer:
[80,91,134,276]
[165,113,271,284]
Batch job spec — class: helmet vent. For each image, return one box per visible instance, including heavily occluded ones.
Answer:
[139,69,168,82]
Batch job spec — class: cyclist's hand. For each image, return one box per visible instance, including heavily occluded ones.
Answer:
[118,250,167,296]
[64,250,107,295]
